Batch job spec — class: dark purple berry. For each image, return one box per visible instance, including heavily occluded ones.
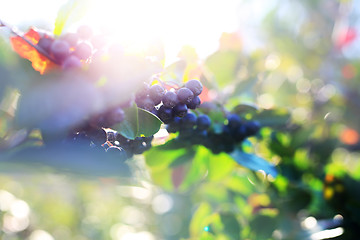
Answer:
[166,117,181,133]
[37,37,53,53]
[233,125,247,142]
[119,96,134,109]
[61,33,79,47]
[89,113,107,128]
[137,96,155,111]
[185,79,203,96]
[74,42,92,60]
[173,103,188,118]
[162,91,178,108]
[151,107,159,116]
[227,114,242,129]
[197,115,211,130]
[149,84,165,105]
[245,120,261,136]
[132,142,148,154]
[135,83,150,100]
[77,25,93,39]
[87,128,107,146]
[187,96,201,109]
[62,55,82,69]
[106,107,125,126]
[181,113,197,129]
[144,136,154,144]
[50,39,71,62]
[177,87,194,104]
[157,105,173,123]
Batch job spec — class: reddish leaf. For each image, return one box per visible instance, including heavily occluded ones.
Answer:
[10,28,56,74]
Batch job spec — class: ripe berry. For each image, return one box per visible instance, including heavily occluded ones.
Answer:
[177,88,194,104]
[132,142,148,154]
[116,134,132,148]
[61,33,79,47]
[151,107,159,116]
[137,96,155,111]
[89,112,116,129]
[162,91,178,108]
[181,112,197,129]
[105,107,125,126]
[106,146,128,161]
[37,37,53,53]
[185,79,203,96]
[227,114,242,129]
[245,120,261,136]
[50,39,70,62]
[149,84,165,105]
[187,96,201,109]
[173,103,188,118]
[166,117,181,133]
[77,25,93,39]
[135,83,150,100]
[62,55,82,69]
[157,105,173,123]
[73,42,92,60]
[87,128,107,146]
[197,115,211,130]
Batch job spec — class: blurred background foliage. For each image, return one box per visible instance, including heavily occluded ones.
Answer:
[1,0,360,239]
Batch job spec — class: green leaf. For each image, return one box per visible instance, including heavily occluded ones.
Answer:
[169,150,195,168]
[54,0,93,36]
[144,147,187,190]
[144,145,186,168]
[190,202,212,237]
[113,105,138,140]
[232,103,259,116]
[220,213,241,240]
[249,215,277,239]
[253,108,291,128]
[137,108,162,137]
[180,147,210,190]
[230,149,278,177]
[207,151,236,181]
[195,147,236,181]
[205,50,239,88]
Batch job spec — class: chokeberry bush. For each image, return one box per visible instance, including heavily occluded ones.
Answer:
[0,0,360,239]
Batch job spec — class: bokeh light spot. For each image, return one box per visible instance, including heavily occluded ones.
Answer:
[152,194,173,215]
[340,128,359,145]
[29,230,55,240]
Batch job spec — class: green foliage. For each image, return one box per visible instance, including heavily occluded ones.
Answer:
[54,0,93,36]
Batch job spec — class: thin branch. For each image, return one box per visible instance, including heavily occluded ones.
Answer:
[0,19,60,64]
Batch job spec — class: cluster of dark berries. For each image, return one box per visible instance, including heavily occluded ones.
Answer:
[105,131,153,158]
[166,113,261,154]
[135,79,203,123]
[67,126,154,161]
[36,25,106,69]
